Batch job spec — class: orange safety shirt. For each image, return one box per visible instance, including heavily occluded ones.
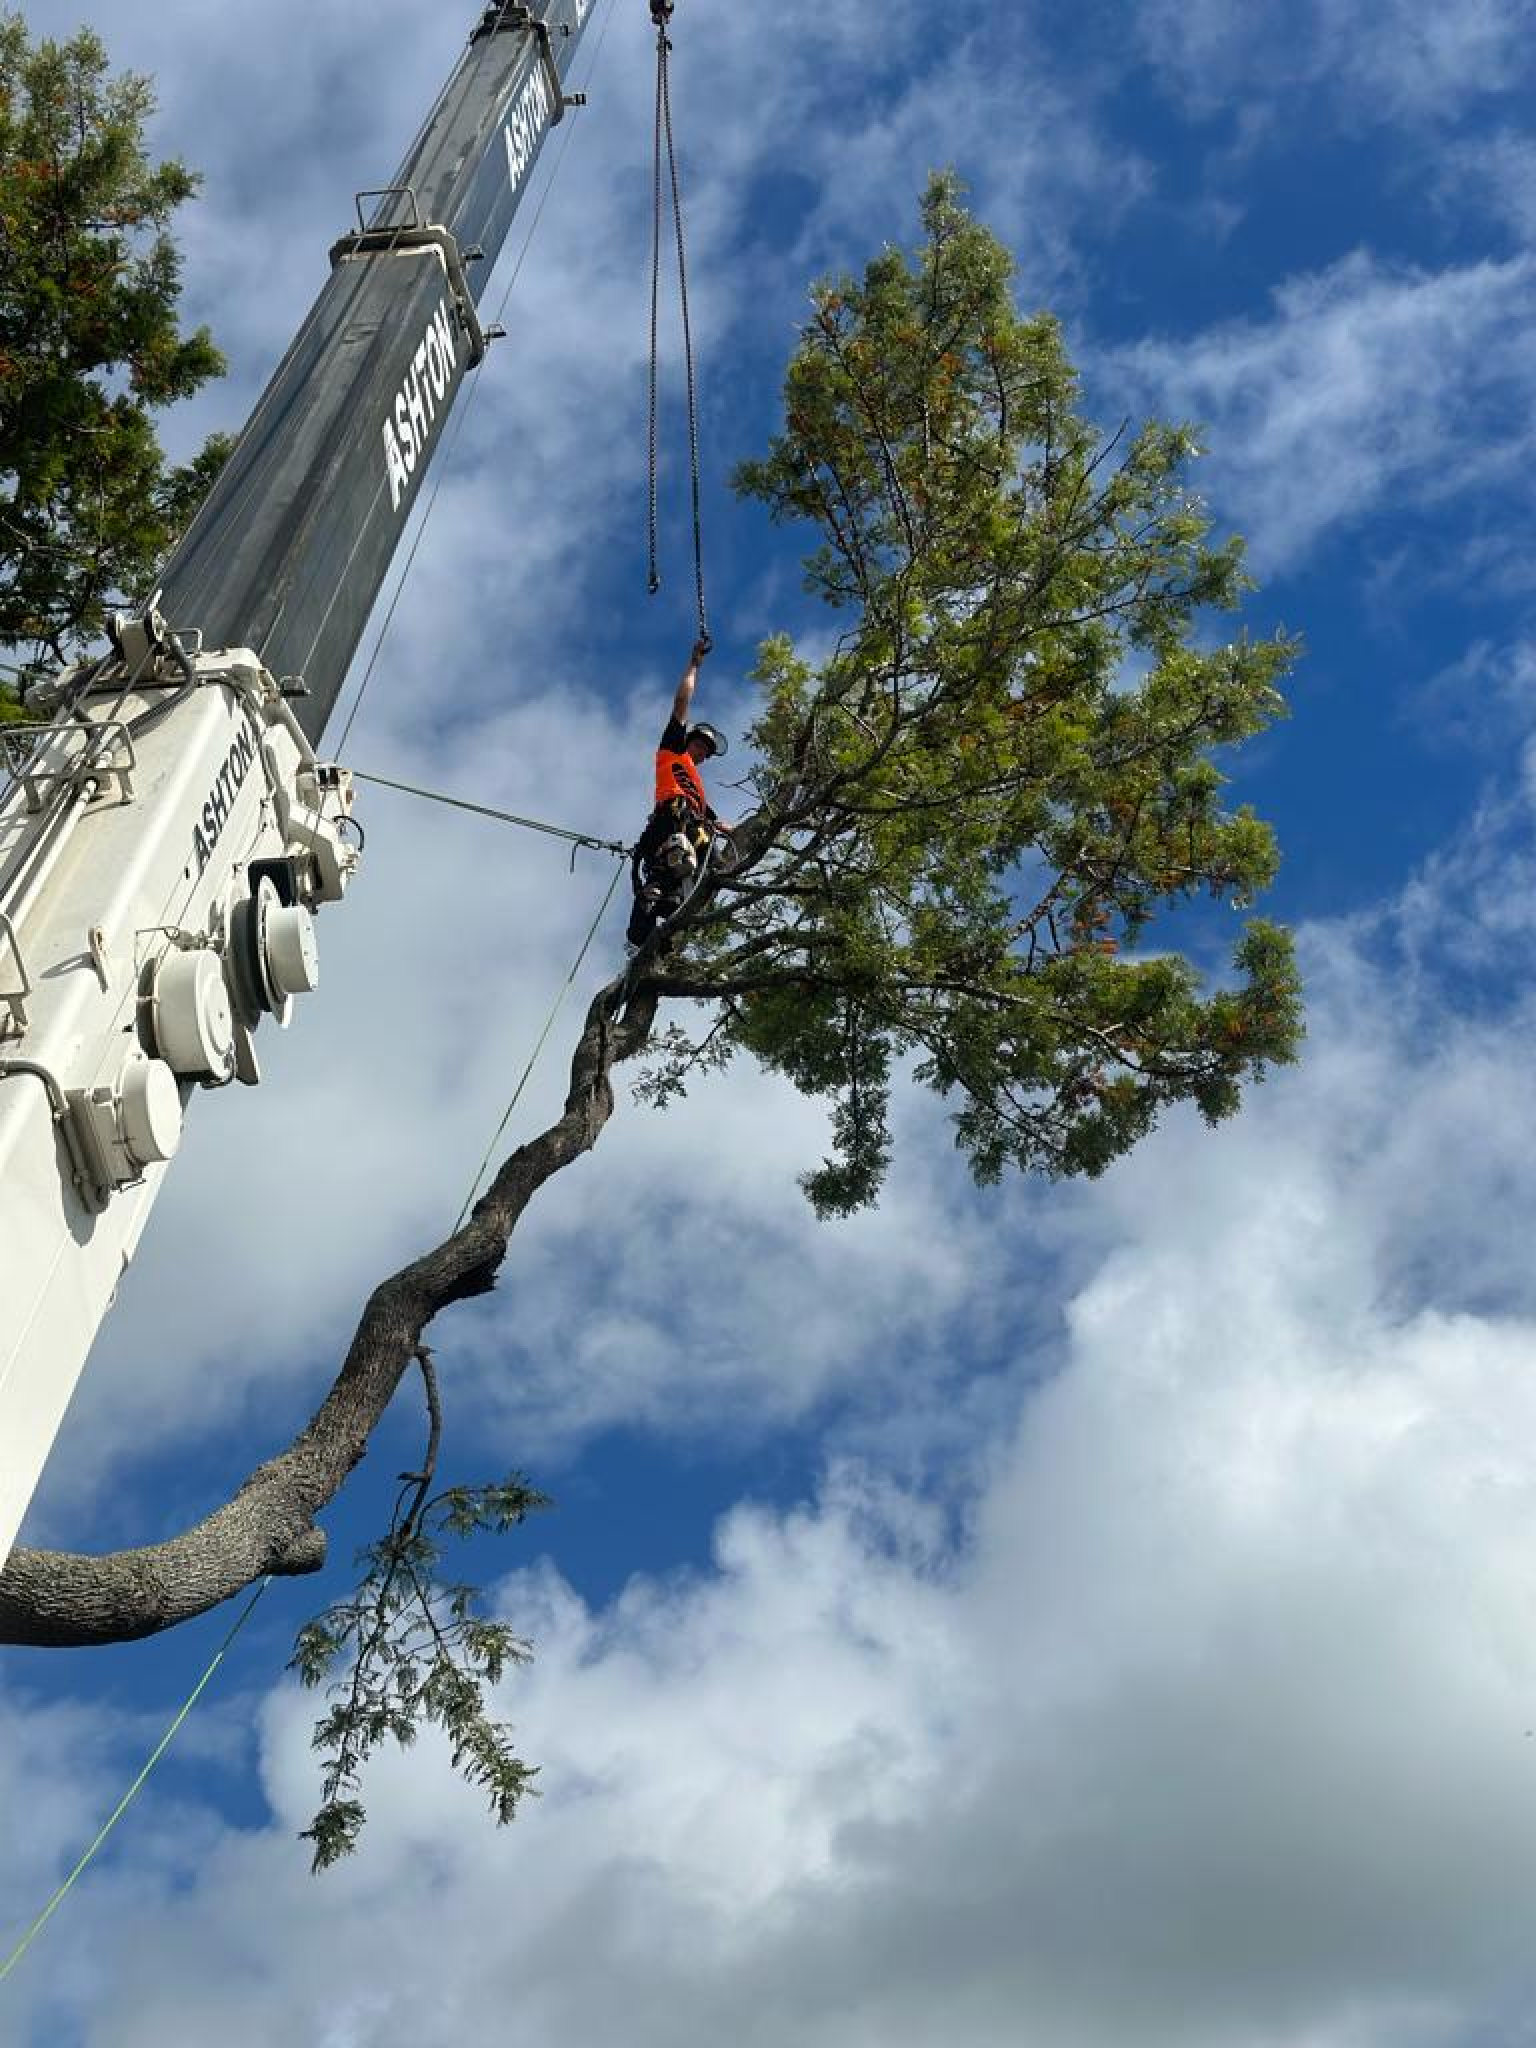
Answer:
[654,716,710,816]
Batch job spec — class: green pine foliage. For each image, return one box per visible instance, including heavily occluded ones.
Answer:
[649,175,1303,1212]
[0,15,231,676]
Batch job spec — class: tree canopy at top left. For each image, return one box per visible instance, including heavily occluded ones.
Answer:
[0,13,230,711]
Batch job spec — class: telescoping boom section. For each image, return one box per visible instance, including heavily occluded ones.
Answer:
[0,1,594,1571]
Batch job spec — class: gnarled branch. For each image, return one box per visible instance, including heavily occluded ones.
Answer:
[0,971,660,1649]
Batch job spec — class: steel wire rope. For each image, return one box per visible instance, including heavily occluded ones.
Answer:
[646,34,664,596]
[646,7,709,648]
[351,765,626,854]
[333,0,620,758]
[340,766,628,1229]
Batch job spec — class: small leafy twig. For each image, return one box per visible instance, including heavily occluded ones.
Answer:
[290,1349,549,1871]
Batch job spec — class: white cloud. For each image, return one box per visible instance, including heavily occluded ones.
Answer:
[1437,126,1536,261]
[772,13,1153,305]
[12,746,1536,2046]
[1103,249,1536,572]
[1133,0,1536,125]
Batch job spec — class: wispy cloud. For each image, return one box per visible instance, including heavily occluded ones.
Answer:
[1133,0,1536,125]
[1103,249,1536,573]
[1439,126,1536,245]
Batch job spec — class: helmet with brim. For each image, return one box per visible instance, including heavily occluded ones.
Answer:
[686,722,728,758]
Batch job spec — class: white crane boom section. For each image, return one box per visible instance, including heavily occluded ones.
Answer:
[0,0,595,1569]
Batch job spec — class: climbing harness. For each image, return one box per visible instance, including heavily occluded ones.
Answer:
[657,814,728,928]
[646,0,710,651]
[627,800,732,952]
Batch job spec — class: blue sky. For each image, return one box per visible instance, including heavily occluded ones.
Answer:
[8,1,1536,2043]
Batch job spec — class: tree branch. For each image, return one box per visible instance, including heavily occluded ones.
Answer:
[0,973,660,1648]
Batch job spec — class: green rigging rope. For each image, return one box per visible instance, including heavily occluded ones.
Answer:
[0,1577,271,1986]
[452,857,627,1234]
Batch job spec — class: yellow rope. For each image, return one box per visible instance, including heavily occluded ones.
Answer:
[0,1578,270,1985]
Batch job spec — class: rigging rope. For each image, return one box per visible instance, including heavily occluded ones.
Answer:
[451,856,626,1233]
[0,1579,271,1986]
[646,1,710,650]
[343,768,627,1249]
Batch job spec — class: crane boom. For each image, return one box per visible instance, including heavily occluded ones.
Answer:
[0,0,596,1572]
[163,0,595,741]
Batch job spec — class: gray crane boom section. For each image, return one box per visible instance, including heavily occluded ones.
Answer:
[159,0,595,745]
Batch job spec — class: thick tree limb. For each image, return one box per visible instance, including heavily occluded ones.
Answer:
[0,973,660,1649]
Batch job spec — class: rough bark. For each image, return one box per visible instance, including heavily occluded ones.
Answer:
[0,971,660,1649]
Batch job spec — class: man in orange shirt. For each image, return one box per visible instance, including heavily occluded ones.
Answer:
[626,636,732,949]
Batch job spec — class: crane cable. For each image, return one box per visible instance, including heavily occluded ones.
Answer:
[350,768,627,858]
[344,768,629,1233]
[646,0,710,651]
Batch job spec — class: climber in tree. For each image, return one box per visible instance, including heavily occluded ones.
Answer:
[626,635,731,949]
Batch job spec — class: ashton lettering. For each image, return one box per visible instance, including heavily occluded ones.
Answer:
[190,716,260,876]
[502,60,553,195]
[381,298,461,513]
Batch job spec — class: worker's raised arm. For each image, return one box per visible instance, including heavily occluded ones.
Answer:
[670,635,711,724]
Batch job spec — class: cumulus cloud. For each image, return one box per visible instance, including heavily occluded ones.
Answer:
[14,799,1536,2046]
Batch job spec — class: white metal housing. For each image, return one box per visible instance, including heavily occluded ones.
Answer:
[0,642,358,1567]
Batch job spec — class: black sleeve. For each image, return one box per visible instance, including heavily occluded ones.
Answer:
[661,716,688,752]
